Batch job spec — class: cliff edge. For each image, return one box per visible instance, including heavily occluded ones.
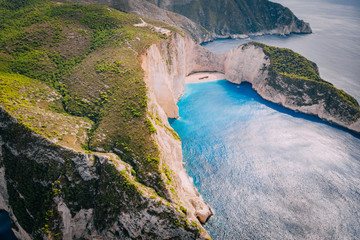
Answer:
[147,0,312,39]
[60,0,311,43]
[0,1,211,239]
[143,37,360,134]
[224,42,360,133]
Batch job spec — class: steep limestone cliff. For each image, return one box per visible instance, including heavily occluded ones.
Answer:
[0,2,212,239]
[224,43,360,133]
[142,33,225,117]
[143,36,360,134]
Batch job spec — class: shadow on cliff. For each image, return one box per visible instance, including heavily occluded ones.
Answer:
[222,81,360,139]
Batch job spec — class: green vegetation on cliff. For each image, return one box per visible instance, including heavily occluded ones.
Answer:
[0,113,200,238]
[147,0,311,36]
[245,42,360,126]
[0,72,92,151]
[0,0,175,196]
[259,43,321,82]
[0,1,197,238]
[251,41,360,111]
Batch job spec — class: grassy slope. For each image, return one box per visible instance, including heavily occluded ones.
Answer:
[1,117,199,239]
[0,0,200,238]
[246,42,360,125]
[0,72,92,151]
[0,0,182,204]
[251,42,360,110]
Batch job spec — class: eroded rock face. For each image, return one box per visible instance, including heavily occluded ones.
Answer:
[142,33,214,233]
[224,43,360,133]
[147,95,213,228]
[63,0,311,43]
[142,33,225,117]
[0,109,208,240]
[225,44,269,85]
[144,36,359,135]
[147,0,312,39]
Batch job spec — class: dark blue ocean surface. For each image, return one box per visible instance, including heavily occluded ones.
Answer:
[170,81,360,239]
[0,210,17,240]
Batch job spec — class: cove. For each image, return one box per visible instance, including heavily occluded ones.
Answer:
[170,80,360,239]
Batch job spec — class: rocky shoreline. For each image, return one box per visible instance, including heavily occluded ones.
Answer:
[143,33,360,134]
[1,1,358,239]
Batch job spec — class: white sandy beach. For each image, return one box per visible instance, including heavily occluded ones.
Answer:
[185,72,226,84]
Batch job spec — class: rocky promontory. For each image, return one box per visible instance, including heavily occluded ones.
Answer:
[224,42,360,133]
[0,1,358,240]
[147,0,312,40]
[143,36,360,134]
[0,1,212,239]
[64,0,312,42]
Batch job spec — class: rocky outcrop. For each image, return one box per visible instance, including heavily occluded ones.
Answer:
[142,33,225,117]
[61,0,311,43]
[142,35,360,134]
[147,0,312,39]
[224,43,360,133]
[0,108,208,239]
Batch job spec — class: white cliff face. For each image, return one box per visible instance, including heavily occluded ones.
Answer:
[142,33,225,118]
[143,33,359,143]
[141,43,181,118]
[142,34,358,238]
[142,33,214,237]
[147,95,212,238]
[223,44,360,133]
[224,44,269,85]
[141,34,187,118]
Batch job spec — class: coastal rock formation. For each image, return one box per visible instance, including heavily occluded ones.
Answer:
[147,0,312,39]
[142,33,225,117]
[0,1,358,240]
[62,0,311,42]
[0,109,208,240]
[224,43,360,133]
[143,36,359,134]
[0,2,211,239]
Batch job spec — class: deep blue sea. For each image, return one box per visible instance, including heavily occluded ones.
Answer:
[170,0,360,239]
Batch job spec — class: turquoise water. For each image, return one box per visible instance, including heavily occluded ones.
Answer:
[170,81,360,239]
[170,0,360,239]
